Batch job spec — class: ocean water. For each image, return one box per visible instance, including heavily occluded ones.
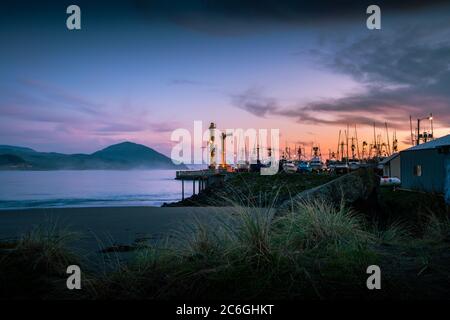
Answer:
[0,170,192,209]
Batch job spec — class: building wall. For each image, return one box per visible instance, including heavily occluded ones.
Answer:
[391,156,401,178]
[383,165,389,177]
[401,149,447,193]
[383,156,401,178]
[446,157,450,204]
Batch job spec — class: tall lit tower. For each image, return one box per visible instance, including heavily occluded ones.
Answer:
[208,122,217,170]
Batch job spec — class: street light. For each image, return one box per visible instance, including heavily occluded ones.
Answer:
[416,113,434,145]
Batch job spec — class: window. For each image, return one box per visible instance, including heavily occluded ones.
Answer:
[413,165,422,177]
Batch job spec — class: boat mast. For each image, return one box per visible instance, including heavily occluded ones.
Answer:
[354,124,360,160]
[385,122,391,156]
[337,130,341,161]
[345,125,349,166]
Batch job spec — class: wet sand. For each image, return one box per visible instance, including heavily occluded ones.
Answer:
[0,206,235,262]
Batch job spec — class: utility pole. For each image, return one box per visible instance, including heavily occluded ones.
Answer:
[410,115,414,146]
[417,118,420,146]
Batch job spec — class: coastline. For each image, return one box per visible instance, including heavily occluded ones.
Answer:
[0,206,232,257]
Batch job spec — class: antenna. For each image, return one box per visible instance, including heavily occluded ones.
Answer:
[430,113,434,139]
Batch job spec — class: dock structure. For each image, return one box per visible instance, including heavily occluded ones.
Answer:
[175,170,226,200]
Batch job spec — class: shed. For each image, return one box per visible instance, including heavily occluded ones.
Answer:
[379,153,400,178]
[400,134,450,194]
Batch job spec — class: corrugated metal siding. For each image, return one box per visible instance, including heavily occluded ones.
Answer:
[391,156,401,178]
[401,149,448,193]
[382,156,401,178]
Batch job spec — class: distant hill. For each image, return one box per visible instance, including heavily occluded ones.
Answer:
[0,142,187,170]
[0,145,36,153]
[0,154,30,169]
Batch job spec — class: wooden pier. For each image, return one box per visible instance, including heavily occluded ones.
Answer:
[175,170,226,200]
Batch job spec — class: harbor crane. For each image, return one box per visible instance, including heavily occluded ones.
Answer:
[220,131,233,169]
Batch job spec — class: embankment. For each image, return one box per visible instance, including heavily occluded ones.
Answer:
[277,168,379,214]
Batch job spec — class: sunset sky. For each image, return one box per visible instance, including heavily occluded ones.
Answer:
[1,0,450,158]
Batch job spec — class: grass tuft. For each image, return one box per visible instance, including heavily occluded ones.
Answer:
[0,221,82,299]
[422,214,450,243]
[274,199,373,252]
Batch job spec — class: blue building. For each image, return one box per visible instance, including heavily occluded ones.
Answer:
[400,134,450,196]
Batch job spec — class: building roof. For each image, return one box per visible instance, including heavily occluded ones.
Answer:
[402,134,450,152]
[379,152,400,165]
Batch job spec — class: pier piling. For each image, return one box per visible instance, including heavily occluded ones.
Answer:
[175,170,226,201]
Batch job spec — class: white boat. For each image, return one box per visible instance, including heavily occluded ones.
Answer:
[309,146,324,172]
[309,157,324,172]
[236,161,249,172]
[283,161,297,174]
[333,161,349,173]
[327,159,337,171]
[348,160,361,171]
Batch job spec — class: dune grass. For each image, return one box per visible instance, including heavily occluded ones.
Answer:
[0,222,83,299]
[422,214,450,243]
[1,191,449,300]
[92,197,381,300]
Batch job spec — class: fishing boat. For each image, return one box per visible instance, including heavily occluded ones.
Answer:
[333,161,349,174]
[310,158,324,172]
[326,155,338,171]
[297,161,311,173]
[236,161,249,172]
[309,146,324,172]
[348,159,361,171]
[282,161,297,174]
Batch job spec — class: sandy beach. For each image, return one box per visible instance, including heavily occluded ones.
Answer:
[0,206,235,264]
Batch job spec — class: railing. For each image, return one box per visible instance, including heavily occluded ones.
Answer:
[175,169,218,179]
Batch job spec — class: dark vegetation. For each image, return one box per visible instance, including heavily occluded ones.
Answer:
[165,171,336,207]
[0,154,29,168]
[1,172,449,300]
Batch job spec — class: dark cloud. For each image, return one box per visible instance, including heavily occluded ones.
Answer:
[135,0,449,25]
[231,88,279,118]
[4,1,447,35]
[139,1,448,35]
[233,19,450,131]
